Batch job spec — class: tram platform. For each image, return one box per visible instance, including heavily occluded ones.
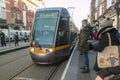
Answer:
[78,50,98,80]
[60,43,98,80]
[0,41,30,54]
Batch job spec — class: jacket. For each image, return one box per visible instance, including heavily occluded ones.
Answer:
[93,26,120,52]
[77,25,93,52]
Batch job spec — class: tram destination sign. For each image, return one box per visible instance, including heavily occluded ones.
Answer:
[37,11,58,18]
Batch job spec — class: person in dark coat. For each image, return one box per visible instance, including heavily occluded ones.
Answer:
[0,31,6,47]
[14,32,19,46]
[90,17,120,72]
[24,32,28,42]
[77,19,93,73]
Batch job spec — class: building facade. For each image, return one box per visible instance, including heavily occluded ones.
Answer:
[1,0,45,30]
[0,0,7,28]
[90,0,118,29]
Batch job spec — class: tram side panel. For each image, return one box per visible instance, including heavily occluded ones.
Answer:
[55,14,73,59]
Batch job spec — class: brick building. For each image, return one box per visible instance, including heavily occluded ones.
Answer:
[0,0,7,28]
[0,0,45,30]
[90,0,118,29]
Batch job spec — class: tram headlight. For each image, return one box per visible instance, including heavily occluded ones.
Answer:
[49,48,53,52]
[30,48,35,52]
[46,48,53,53]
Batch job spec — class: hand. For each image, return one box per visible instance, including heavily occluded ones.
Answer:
[95,74,115,80]
[103,74,115,80]
[95,75,102,80]
[92,40,99,46]
[87,40,95,44]
[87,40,99,46]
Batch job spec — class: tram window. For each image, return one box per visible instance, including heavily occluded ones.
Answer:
[34,10,59,46]
[56,17,69,46]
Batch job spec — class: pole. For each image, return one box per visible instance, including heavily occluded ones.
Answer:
[8,24,11,46]
[67,7,75,18]
[71,7,75,18]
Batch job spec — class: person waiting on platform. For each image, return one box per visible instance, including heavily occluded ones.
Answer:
[24,32,28,42]
[77,19,93,73]
[14,32,19,46]
[88,17,120,72]
[0,31,6,47]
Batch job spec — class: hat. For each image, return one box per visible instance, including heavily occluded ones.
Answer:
[100,17,113,28]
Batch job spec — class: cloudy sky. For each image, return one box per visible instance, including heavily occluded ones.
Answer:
[43,0,91,29]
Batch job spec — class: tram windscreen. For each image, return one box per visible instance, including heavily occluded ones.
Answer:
[34,10,59,46]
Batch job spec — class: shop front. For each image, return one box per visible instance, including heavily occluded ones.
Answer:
[0,18,7,29]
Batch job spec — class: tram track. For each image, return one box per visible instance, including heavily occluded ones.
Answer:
[0,47,67,80]
[8,63,64,80]
[8,61,66,80]
[9,63,35,80]
[45,64,60,80]
[0,54,29,67]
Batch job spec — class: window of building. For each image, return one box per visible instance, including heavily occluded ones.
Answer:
[1,6,5,12]
[28,17,30,22]
[2,0,5,3]
[23,4,26,10]
[95,11,97,20]
[12,13,16,18]
[107,0,112,9]
[31,17,33,22]
[17,13,20,20]
[96,0,99,7]
[101,0,104,2]
[99,5,102,16]
[14,1,18,8]
[1,7,6,19]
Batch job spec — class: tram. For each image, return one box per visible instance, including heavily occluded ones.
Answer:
[29,7,78,64]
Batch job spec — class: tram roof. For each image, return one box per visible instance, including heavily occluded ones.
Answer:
[36,7,68,12]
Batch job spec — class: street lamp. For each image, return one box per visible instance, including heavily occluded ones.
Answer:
[114,0,120,31]
[67,7,75,18]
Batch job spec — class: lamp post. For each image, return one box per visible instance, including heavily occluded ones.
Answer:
[67,7,75,18]
[114,0,120,31]
[8,24,11,46]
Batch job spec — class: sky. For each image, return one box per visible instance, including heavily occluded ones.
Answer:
[43,0,91,29]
